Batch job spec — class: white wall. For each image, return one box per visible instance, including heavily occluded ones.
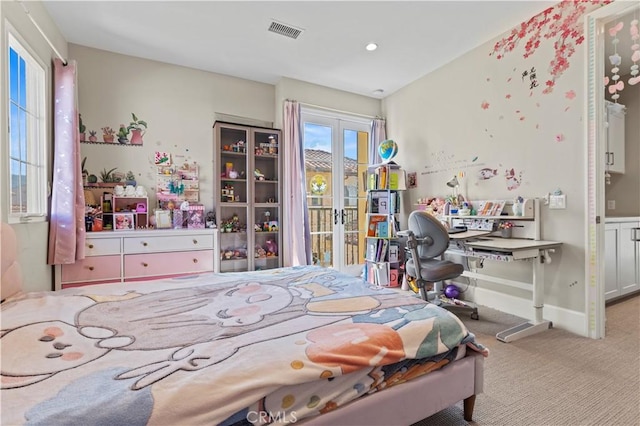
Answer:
[383,4,594,324]
[274,77,381,128]
[72,44,276,214]
[1,1,67,292]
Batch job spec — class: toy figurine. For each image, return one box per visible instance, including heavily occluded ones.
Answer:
[265,239,278,256]
[255,245,266,258]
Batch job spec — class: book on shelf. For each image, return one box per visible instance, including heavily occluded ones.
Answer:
[389,268,399,287]
[367,214,388,237]
[378,198,389,214]
[388,243,400,263]
[376,221,389,238]
[374,262,390,286]
[366,239,378,261]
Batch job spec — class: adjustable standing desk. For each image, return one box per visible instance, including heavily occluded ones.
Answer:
[444,200,562,342]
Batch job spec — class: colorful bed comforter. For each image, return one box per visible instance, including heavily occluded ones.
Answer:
[1,266,487,425]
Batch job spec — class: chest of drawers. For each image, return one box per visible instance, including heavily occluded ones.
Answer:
[55,229,219,290]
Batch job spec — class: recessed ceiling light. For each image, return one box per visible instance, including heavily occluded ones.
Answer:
[373,89,384,95]
[365,43,378,51]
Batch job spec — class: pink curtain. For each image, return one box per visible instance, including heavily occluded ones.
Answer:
[48,59,85,265]
[282,100,311,266]
[369,118,386,165]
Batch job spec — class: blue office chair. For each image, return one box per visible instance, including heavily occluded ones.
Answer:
[399,210,479,320]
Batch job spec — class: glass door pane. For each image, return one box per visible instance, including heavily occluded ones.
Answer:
[253,129,282,271]
[302,112,371,273]
[218,125,249,272]
[342,129,369,272]
[304,121,334,267]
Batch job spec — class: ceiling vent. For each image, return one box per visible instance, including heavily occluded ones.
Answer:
[268,20,304,39]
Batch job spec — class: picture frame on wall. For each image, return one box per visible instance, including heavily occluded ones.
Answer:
[407,172,417,189]
[114,213,135,231]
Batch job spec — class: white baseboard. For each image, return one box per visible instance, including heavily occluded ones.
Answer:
[471,287,587,337]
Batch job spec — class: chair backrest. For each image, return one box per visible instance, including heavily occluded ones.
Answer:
[406,211,450,259]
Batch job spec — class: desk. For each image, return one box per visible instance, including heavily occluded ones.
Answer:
[448,234,562,342]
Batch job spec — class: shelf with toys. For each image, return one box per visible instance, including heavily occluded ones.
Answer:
[214,121,282,272]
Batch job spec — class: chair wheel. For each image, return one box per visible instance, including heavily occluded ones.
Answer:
[471,312,479,320]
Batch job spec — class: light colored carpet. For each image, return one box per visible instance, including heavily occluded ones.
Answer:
[413,295,640,426]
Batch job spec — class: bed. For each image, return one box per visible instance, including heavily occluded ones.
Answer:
[1,223,487,425]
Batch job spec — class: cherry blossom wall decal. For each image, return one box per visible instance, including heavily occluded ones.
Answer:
[490,0,612,95]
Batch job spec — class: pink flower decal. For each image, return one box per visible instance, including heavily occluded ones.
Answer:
[505,94,512,99]
[556,134,565,142]
[481,101,490,110]
[490,1,612,94]
[565,90,576,100]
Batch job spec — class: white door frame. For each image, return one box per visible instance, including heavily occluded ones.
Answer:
[301,107,371,274]
[584,1,640,339]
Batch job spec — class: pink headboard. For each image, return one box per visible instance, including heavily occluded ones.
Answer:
[1,222,23,301]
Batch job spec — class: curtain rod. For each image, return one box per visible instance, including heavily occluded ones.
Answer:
[297,101,382,120]
[18,1,67,65]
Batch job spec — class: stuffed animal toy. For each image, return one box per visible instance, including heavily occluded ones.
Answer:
[265,239,278,256]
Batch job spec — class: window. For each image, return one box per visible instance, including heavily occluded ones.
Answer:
[7,32,47,222]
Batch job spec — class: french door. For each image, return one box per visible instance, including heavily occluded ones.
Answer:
[301,109,370,275]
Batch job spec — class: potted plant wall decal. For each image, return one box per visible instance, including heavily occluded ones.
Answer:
[88,130,98,142]
[79,114,86,141]
[125,171,137,186]
[117,124,129,144]
[102,126,115,143]
[128,113,147,145]
[81,157,89,186]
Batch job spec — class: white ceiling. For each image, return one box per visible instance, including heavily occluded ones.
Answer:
[42,1,557,99]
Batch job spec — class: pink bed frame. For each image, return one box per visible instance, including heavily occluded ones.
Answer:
[1,222,483,424]
[303,349,484,425]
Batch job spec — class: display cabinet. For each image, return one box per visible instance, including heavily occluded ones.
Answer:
[213,122,282,272]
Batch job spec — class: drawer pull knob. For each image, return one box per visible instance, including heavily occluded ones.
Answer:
[142,242,148,247]
[142,262,148,267]
[88,244,94,249]
[193,239,198,244]
[88,266,94,271]
[193,258,198,263]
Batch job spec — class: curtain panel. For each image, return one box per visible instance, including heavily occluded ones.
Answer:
[47,59,85,265]
[282,100,312,266]
[370,118,386,165]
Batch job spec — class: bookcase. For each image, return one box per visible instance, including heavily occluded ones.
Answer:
[364,162,405,286]
[213,122,282,272]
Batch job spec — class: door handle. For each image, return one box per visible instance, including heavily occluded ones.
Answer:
[334,209,339,225]
[341,209,346,225]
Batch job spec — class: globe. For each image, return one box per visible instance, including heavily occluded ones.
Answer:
[378,139,398,162]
